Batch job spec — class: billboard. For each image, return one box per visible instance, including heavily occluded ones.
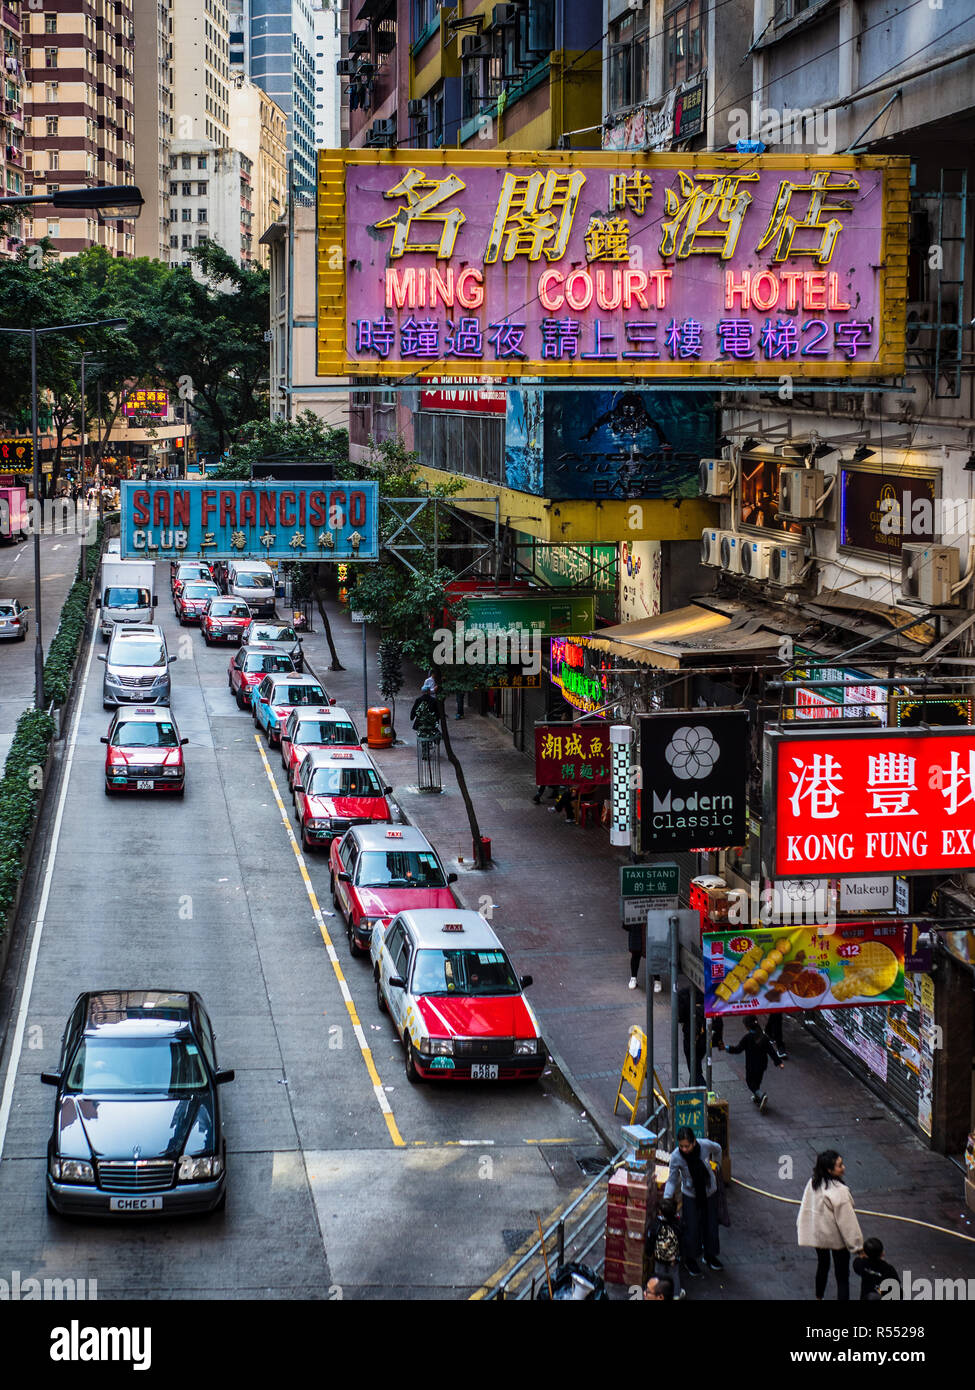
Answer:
[318,150,909,380]
[124,389,169,417]
[702,922,906,1018]
[639,710,748,851]
[419,377,506,414]
[504,387,716,500]
[120,480,379,561]
[765,725,975,877]
[534,724,610,788]
[0,438,33,475]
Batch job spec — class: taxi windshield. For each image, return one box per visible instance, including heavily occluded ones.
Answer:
[65,1036,208,1095]
[307,766,382,796]
[411,949,521,997]
[211,601,249,617]
[253,625,296,642]
[278,685,325,705]
[357,851,446,888]
[244,653,295,673]
[183,584,218,599]
[112,721,179,748]
[294,720,357,745]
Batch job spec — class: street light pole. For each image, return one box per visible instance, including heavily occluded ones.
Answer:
[30,327,43,710]
[80,352,87,584]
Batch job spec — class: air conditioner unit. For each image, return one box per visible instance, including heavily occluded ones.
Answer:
[739,539,776,580]
[769,542,806,587]
[492,3,519,24]
[901,543,961,606]
[699,457,734,498]
[780,467,826,519]
[366,118,396,146]
[336,58,355,76]
[719,531,743,575]
[701,528,731,567]
[407,99,426,119]
[461,34,491,57]
[905,301,938,349]
[347,29,371,54]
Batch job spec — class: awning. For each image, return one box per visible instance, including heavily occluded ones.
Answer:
[806,589,935,649]
[580,603,786,670]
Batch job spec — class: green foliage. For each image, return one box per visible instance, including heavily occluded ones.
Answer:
[378,638,404,702]
[0,707,55,928]
[215,410,349,481]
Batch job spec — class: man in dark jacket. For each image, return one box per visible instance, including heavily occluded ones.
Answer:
[727,1016,784,1112]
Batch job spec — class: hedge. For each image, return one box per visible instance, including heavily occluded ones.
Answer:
[0,520,103,931]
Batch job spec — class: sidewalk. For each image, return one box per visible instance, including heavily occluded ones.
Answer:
[299,599,975,1300]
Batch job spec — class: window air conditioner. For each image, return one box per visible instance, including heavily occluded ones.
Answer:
[901,544,961,606]
[768,542,806,587]
[739,539,776,580]
[699,457,734,498]
[719,531,743,575]
[779,467,826,520]
[407,99,425,119]
[701,528,732,567]
[461,35,491,57]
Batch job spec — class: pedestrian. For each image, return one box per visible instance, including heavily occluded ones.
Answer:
[853,1237,898,1301]
[624,922,661,993]
[663,1127,724,1276]
[726,1016,784,1111]
[643,1273,674,1301]
[553,785,575,823]
[797,1150,864,1301]
[454,689,465,720]
[649,1197,683,1299]
[410,676,439,737]
[678,988,722,1086]
[532,783,558,804]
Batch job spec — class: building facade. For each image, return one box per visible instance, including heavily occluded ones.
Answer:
[238,0,316,190]
[0,1,27,258]
[229,76,287,264]
[133,0,174,263]
[312,0,342,151]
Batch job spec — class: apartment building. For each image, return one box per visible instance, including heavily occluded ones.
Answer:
[0,0,26,258]
[134,0,174,262]
[229,74,287,263]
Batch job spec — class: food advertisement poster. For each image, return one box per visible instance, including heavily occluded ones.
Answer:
[702,922,906,1017]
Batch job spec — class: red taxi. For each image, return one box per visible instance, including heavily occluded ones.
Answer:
[101,705,188,795]
[371,909,545,1083]
[228,644,296,708]
[293,748,392,852]
[280,706,360,787]
[201,597,252,645]
[172,561,214,598]
[330,824,458,956]
[176,581,220,624]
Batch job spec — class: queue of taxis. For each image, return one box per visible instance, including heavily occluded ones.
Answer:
[292,747,393,852]
[176,580,221,625]
[201,597,252,645]
[280,706,360,787]
[251,672,332,746]
[370,909,545,1083]
[329,824,458,956]
[228,644,296,708]
[101,706,188,795]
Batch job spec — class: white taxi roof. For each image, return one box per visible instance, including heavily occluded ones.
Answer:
[395,909,499,951]
[289,705,355,727]
[302,746,376,769]
[351,823,434,853]
[113,706,176,724]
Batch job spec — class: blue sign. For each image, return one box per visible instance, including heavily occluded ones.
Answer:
[120,480,379,561]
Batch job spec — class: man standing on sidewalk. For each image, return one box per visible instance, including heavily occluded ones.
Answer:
[727,1016,784,1112]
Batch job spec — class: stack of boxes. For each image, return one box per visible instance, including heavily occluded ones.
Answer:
[603,1167,651,1286]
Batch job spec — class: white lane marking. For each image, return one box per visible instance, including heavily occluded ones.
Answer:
[0,622,97,1160]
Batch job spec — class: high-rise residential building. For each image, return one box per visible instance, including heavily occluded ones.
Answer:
[210,144,254,264]
[171,0,231,148]
[23,0,136,259]
[0,2,27,259]
[134,0,175,263]
[229,0,316,191]
[229,76,287,263]
[312,0,341,151]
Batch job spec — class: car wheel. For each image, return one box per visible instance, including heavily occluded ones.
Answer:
[175,785,185,798]
[203,634,211,646]
[104,782,115,796]
[404,1038,423,1085]
[375,972,387,1014]
[227,670,233,689]
[330,873,339,907]
[17,628,26,642]
[348,922,360,958]
[235,689,246,710]
[301,823,312,853]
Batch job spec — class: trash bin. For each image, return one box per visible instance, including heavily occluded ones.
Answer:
[367,706,394,748]
[476,836,492,865]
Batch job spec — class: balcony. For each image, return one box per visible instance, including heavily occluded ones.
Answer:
[5,144,22,165]
[1,8,19,34]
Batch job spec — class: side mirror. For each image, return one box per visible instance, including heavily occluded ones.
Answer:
[338,871,351,884]
[97,654,106,663]
[447,873,458,884]
[213,1068,235,1085]
[329,698,336,705]
[389,976,406,990]
[169,654,177,663]
[180,737,189,746]
[99,736,108,744]
[95,598,101,607]
[384,785,393,795]
[152,593,158,605]
[40,1070,60,1086]
[520,974,533,989]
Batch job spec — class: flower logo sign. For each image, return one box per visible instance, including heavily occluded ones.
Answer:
[664,725,721,781]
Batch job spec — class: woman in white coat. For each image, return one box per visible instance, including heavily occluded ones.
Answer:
[797,1150,864,1300]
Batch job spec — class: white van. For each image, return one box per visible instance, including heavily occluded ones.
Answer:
[227,561,276,617]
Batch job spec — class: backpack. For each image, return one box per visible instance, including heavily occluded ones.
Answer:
[654,1218,680,1264]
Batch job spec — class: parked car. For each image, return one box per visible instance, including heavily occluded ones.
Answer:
[0,597,28,641]
[102,704,187,795]
[42,989,234,1217]
[227,644,296,708]
[176,581,220,624]
[371,909,545,1083]
[293,747,392,851]
[330,823,457,957]
[280,706,360,787]
[239,620,303,671]
[201,597,252,645]
[251,672,332,746]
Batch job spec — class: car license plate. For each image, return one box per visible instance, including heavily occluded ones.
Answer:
[136,779,154,790]
[109,1196,162,1212]
[470,1063,499,1080]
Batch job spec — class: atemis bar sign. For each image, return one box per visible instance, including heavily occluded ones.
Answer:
[765,726,975,877]
[317,150,909,380]
[120,481,379,561]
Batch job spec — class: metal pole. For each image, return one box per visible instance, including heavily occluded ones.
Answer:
[30,328,44,709]
[362,618,368,719]
[79,353,87,583]
[689,988,698,1089]
[645,915,655,1126]
[183,392,188,478]
[669,913,679,1141]
[705,1018,713,1091]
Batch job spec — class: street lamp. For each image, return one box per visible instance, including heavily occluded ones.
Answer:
[0,317,127,710]
[0,184,144,224]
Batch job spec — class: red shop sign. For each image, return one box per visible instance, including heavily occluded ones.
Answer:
[766,726,975,877]
[534,723,610,788]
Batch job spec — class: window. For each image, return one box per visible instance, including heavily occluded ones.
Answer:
[181,154,190,169]
[48,150,58,171]
[181,207,191,221]
[196,181,206,195]
[197,208,207,223]
[46,116,58,136]
[44,81,59,101]
[197,155,207,169]
[182,182,191,195]
[44,14,57,32]
[170,234,179,247]
[609,10,650,111]
[169,181,178,195]
[665,0,706,91]
[47,220,59,237]
[182,234,191,247]
[775,0,816,21]
[44,47,57,67]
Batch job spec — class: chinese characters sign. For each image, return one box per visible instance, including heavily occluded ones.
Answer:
[318,151,909,380]
[703,922,906,1018]
[766,727,975,877]
[124,389,169,417]
[0,438,33,475]
[120,481,379,562]
[550,636,610,715]
[534,724,610,788]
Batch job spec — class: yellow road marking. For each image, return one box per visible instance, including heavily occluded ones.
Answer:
[255,735,404,1147]
[469,1185,599,1300]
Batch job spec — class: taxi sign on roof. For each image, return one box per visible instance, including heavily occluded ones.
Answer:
[386,830,403,838]
[442,923,464,933]
[330,752,354,759]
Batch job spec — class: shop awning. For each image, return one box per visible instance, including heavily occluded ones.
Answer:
[580,603,786,670]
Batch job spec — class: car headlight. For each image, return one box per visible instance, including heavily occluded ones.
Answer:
[162,767,181,777]
[309,818,332,831]
[51,1158,95,1183]
[178,1154,223,1182]
[424,1038,454,1056]
[514,1039,541,1056]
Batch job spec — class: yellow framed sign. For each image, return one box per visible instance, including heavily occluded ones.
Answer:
[318,149,909,381]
